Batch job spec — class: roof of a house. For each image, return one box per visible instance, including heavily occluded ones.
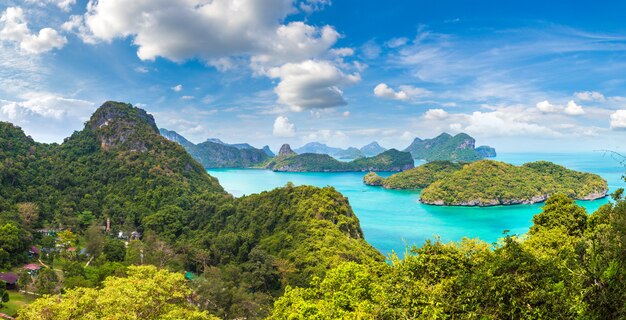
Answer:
[67,247,77,251]
[23,263,42,271]
[0,272,18,284]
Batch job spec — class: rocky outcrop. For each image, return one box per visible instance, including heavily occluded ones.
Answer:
[278,144,296,156]
[363,172,384,186]
[88,101,159,152]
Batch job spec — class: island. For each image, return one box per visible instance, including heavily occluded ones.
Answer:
[403,132,496,162]
[294,141,388,159]
[264,144,414,172]
[160,128,271,168]
[364,161,463,189]
[364,160,608,206]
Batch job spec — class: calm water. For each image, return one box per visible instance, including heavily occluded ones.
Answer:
[208,152,625,256]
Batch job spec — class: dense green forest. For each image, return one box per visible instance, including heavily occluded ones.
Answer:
[0,102,381,318]
[1,101,625,319]
[270,192,626,319]
[364,161,463,189]
[420,160,608,206]
[264,149,414,172]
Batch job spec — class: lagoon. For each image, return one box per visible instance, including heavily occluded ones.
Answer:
[208,152,625,256]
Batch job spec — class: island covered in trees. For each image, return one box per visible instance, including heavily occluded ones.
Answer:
[0,102,623,319]
[365,160,608,206]
[262,144,414,172]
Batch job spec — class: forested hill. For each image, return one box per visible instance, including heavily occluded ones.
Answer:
[264,147,414,172]
[0,101,382,318]
[404,132,496,162]
[159,128,271,168]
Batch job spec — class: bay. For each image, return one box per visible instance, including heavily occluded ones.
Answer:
[208,152,625,257]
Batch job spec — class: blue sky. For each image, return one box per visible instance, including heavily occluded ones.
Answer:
[1,0,625,152]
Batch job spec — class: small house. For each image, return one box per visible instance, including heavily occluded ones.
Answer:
[0,272,17,289]
[23,263,42,276]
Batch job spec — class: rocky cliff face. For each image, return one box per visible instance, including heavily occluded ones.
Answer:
[88,101,159,152]
[403,132,494,162]
[278,144,296,156]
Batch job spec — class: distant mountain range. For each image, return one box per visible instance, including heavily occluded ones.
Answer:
[294,133,495,162]
[294,141,388,159]
[265,144,414,172]
[160,129,495,169]
[159,129,271,168]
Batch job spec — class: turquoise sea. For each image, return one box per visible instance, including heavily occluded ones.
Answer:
[208,152,625,257]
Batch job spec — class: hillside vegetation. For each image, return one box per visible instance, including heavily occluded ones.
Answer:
[0,102,382,318]
[264,148,414,172]
[420,160,608,206]
[364,161,463,189]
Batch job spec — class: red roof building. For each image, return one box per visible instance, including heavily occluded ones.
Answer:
[23,263,42,271]
[0,272,17,285]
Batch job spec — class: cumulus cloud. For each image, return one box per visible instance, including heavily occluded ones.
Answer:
[72,0,338,67]
[564,100,585,115]
[0,7,67,54]
[459,108,559,137]
[574,91,605,102]
[374,83,432,101]
[273,116,296,137]
[171,84,183,92]
[373,83,408,100]
[536,100,585,115]
[268,60,360,111]
[610,110,626,130]
[423,108,449,120]
[536,100,559,113]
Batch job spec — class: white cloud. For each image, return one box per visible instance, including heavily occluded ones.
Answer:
[536,100,559,113]
[460,108,560,137]
[574,91,605,102]
[423,108,449,120]
[536,100,585,115]
[26,0,77,12]
[273,116,296,137]
[299,0,331,13]
[268,60,360,111]
[305,129,348,145]
[0,93,95,142]
[564,100,585,115]
[181,95,194,100]
[342,111,350,117]
[171,84,183,92]
[610,110,626,130]
[0,7,67,54]
[74,0,337,68]
[374,83,431,101]
[386,37,408,48]
[373,83,408,100]
[399,85,432,98]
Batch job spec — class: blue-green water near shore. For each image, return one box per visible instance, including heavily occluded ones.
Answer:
[208,152,625,257]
